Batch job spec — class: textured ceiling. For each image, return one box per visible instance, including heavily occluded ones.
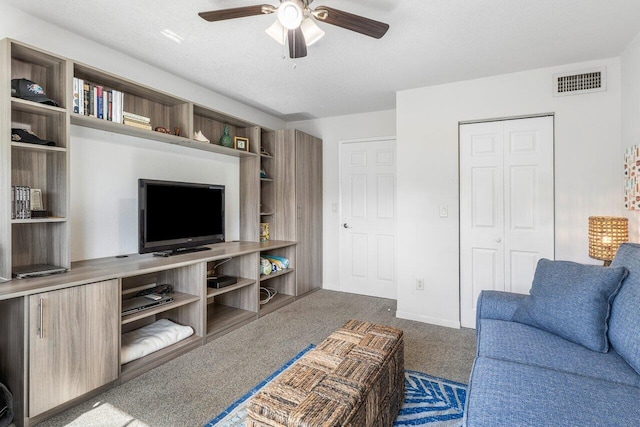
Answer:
[3,0,640,121]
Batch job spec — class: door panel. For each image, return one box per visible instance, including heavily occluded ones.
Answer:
[350,175,367,218]
[509,166,537,229]
[460,117,554,328]
[472,167,499,228]
[29,280,119,416]
[471,248,500,310]
[340,139,397,299]
[351,233,368,278]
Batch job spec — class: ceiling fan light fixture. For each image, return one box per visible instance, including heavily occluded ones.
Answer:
[266,20,286,45]
[277,0,303,29]
[300,18,324,46]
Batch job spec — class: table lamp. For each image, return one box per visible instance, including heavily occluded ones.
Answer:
[588,216,628,266]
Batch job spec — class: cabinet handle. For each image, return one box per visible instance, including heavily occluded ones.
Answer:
[297,206,302,220]
[38,297,44,339]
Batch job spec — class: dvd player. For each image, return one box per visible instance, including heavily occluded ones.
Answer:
[121,295,173,316]
[207,275,238,289]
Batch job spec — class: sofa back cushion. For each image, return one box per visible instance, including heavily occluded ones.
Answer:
[512,259,627,352]
[610,243,640,374]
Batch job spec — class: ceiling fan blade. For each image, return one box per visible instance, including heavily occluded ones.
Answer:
[198,5,274,22]
[288,28,307,59]
[313,6,389,39]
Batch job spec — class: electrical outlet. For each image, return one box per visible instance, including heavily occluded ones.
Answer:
[416,278,424,291]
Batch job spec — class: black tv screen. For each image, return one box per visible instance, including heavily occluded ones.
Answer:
[139,179,225,254]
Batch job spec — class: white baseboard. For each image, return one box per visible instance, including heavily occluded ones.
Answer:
[395,310,461,329]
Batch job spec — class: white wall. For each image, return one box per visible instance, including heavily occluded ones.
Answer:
[288,110,396,291]
[69,127,240,260]
[0,3,286,261]
[622,32,640,241]
[396,58,623,328]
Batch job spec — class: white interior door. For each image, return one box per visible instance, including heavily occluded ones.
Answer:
[460,116,554,328]
[339,139,397,299]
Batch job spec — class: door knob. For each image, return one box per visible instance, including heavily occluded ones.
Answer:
[343,223,352,229]
[495,238,502,243]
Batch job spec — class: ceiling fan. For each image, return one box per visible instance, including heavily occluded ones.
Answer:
[198,0,389,59]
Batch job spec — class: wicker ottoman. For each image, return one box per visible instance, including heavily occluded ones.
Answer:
[247,320,404,427]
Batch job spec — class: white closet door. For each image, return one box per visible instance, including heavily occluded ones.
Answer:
[460,116,554,328]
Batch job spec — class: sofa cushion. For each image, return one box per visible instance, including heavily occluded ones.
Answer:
[464,357,640,427]
[512,259,627,352]
[610,243,640,374]
[477,319,640,387]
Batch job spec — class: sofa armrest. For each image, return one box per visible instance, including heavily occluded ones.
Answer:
[477,290,526,322]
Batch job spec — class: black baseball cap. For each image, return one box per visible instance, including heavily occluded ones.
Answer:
[11,78,59,107]
[11,129,56,146]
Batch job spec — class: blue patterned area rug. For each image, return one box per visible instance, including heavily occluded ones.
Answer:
[205,345,467,427]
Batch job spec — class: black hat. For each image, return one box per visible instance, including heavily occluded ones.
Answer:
[11,78,59,107]
[11,129,56,146]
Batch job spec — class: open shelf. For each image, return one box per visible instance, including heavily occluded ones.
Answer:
[259,293,295,317]
[206,303,256,339]
[120,334,201,380]
[206,277,254,299]
[11,142,67,153]
[71,114,258,158]
[11,98,66,115]
[121,291,200,325]
[12,217,66,224]
[260,267,295,283]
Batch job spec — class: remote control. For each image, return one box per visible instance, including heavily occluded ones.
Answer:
[145,293,163,301]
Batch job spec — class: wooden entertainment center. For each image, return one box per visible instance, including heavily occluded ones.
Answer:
[0,39,322,426]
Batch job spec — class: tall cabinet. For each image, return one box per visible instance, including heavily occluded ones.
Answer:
[274,130,323,296]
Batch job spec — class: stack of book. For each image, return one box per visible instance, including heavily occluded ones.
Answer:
[12,186,31,219]
[73,77,124,123]
[122,112,152,130]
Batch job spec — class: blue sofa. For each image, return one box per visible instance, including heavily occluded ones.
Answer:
[464,243,640,426]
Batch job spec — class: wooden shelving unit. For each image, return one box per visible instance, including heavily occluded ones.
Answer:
[205,253,259,341]
[259,245,296,317]
[2,39,70,280]
[0,36,319,427]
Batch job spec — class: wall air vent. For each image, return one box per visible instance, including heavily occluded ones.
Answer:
[553,67,606,96]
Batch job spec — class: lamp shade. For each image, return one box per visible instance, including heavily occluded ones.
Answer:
[588,216,628,262]
[277,0,303,30]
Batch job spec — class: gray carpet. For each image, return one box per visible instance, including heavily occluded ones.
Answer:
[37,289,476,427]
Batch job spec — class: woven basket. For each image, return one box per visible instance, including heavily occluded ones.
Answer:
[247,320,404,427]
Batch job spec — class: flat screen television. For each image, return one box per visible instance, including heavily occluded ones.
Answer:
[138,179,225,255]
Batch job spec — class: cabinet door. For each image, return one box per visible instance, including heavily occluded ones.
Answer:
[29,279,119,416]
[295,131,323,295]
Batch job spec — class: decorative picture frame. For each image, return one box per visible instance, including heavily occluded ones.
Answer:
[234,136,249,152]
[625,144,640,210]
